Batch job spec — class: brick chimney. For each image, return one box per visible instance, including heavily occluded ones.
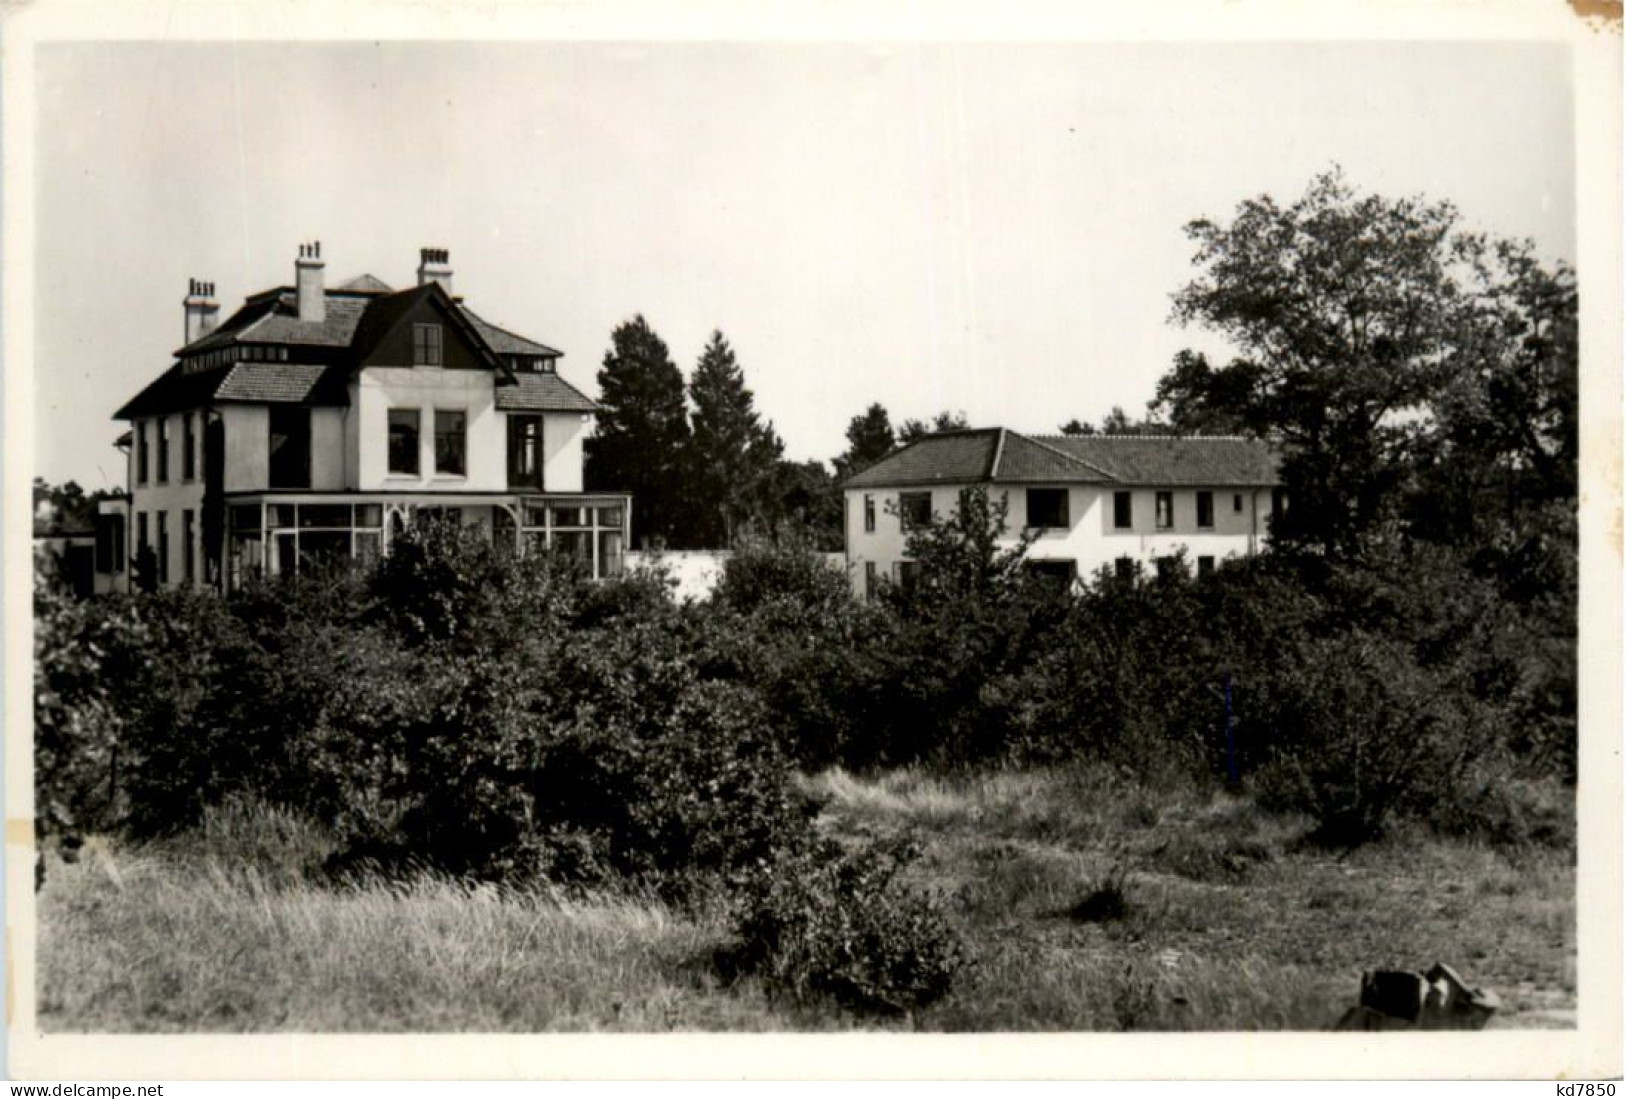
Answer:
[296,241,326,323]
[183,278,219,345]
[416,247,452,293]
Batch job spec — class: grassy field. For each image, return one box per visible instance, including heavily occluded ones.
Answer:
[37,766,1575,1032]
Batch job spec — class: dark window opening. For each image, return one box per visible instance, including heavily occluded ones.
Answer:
[156,512,170,583]
[1114,556,1135,581]
[1155,491,1174,530]
[898,492,932,530]
[183,509,195,583]
[1154,556,1182,582]
[1025,559,1077,590]
[896,560,921,591]
[435,410,467,476]
[95,513,125,574]
[1026,488,1069,529]
[1196,491,1214,529]
[1113,491,1132,530]
[137,422,149,484]
[507,414,544,490]
[182,413,197,480]
[864,560,878,600]
[412,324,444,366]
[268,405,312,489]
[389,409,421,475]
[156,419,169,483]
[863,494,876,533]
[1197,555,1215,577]
[1233,493,1244,513]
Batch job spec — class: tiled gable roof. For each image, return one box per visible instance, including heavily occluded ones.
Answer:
[1032,434,1281,486]
[336,273,393,292]
[842,429,1000,488]
[495,372,598,413]
[843,428,1281,489]
[462,307,563,358]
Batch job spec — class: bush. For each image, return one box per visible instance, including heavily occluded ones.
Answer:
[727,838,969,1015]
[1250,630,1500,845]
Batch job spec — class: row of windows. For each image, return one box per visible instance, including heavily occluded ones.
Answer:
[135,413,201,486]
[388,408,466,477]
[183,345,293,374]
[132,507,198,584]
[859,488,1253,534]
[863,552,1222,599]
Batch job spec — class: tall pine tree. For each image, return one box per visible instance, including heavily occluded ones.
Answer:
[584,315,692,548]
[687,331,784,546]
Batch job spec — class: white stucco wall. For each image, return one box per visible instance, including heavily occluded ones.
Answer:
[351,369,590,493]
[843,483,1276,595]
[128,412,208,586]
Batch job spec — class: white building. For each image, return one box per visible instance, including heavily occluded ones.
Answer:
[842,427,1282,596]
[102,243,629,592]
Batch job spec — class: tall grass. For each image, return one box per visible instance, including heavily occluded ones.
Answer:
[39,772,1575,1032]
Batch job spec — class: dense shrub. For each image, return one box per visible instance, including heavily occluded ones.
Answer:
[1249,630,1500,845]
[727,837,969,1015]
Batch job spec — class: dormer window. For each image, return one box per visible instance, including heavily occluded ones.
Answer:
[413,324,443,366]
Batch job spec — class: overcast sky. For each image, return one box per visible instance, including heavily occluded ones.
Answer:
[33,40,1574,491]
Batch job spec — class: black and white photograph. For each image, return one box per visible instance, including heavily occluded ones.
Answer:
[7,0,1620,1083]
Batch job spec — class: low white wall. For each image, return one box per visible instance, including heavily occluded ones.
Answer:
[623,550,847,602]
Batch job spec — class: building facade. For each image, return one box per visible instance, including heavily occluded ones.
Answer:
[101,244,629,592]
[842,427,1282,596]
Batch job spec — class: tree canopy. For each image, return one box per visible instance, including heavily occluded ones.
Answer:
[1153,167,1576,561]
[585,316,692,548]
[687,331,786,547]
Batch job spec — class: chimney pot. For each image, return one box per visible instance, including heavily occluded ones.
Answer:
[416,247,453,293]
[296,241,326,323]
[183,277,221,345]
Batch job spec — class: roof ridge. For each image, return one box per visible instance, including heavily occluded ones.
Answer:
[1033,432,1258,443]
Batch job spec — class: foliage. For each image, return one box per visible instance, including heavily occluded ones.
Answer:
[1058,406,1169,436]
[897,409,970,446]
[1155,167,1577,562]
[728,837,969,1015]
[832,402,897,480]
[585,315,693,548]
[687,331,787,547]
[1249,630,1499,846]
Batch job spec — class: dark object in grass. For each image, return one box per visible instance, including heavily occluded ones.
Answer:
[1067,865,1130,923]
[1334,962,1501,1030]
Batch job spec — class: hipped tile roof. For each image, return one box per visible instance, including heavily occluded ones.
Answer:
[117,277,589,420]
[843,427,1280,489]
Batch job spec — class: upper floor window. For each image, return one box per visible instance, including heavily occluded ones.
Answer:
[435,410,467,477]
[389,408,421,475]
[1233,493,1244,513]
[1113,490,1133,530]
[413,324,444,366]
[1155,491,1174,530]
[1026,487,1069,529]
[268,405,312,490]
[863,494,876,533]
[137,422,149,484]
[155,418,170,483]
[1196,491,1214,529]
[898,491,932,531]
[507,414,543,490]
[182,413,197,481]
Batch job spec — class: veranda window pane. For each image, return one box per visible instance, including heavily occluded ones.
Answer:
[270,504,297,529]
[596,506,624,528]
[597,531,623,577]
[355,504,384,528]
[551,507,585,528]
[299,504,353,529]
